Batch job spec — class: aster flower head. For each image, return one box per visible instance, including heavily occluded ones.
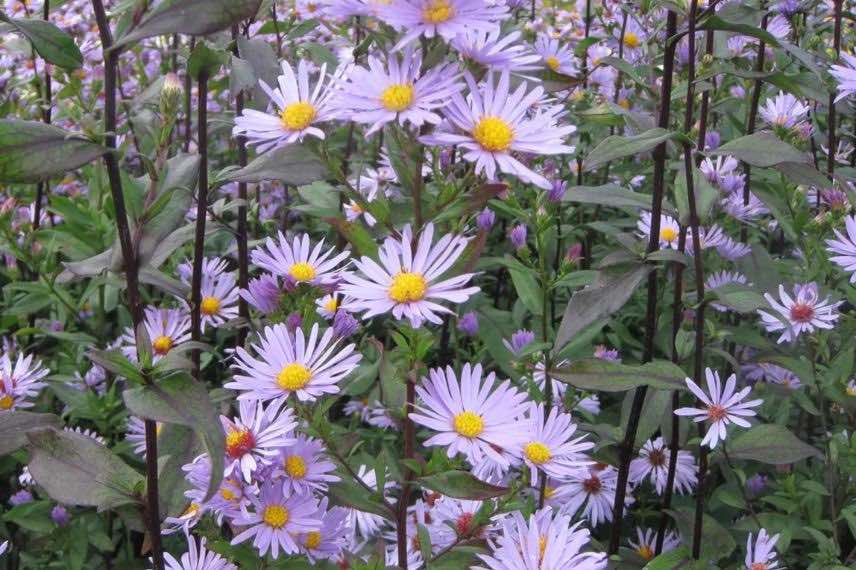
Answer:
[551,464,630,526]
[162,535,237,570]
[340,223,480,328]
[706,271,750,312]
[674,368,763,448]
[629,437,697,495]
[745,529,782,570]
[830,52,856,102]
[637,211,681,249]
[233,60,343,152]
[758,282,840,343]
[379,0,508,50]
[534,35,578,75]
[759,91,809,131]
[231,481,320,559]
[826,215,856,283]
[331,310,359,338]
[457,311,479,336]
[410,363,531,467]
[221,399,297,483]
[628,527,681,562]
[477,207,496,230]
[251,232,349,288]
[593,345,620,362]
[299,499,350,563]
[503,329,535,356]
[451,29,541,73]
[521,404,593,484]
[121,306,191,364]
[347,465,395,539]
[335,47,462,134]
[509,223,528,249]
[420,71,576,189]
[475,507,607,570]
[227,322,361,404]
[277,434,339,495]
[429,496,492,548]
[0,352,48,411]
[194,273,240,331]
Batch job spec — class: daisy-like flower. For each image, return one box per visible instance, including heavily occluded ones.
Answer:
[759,91,809,130]
[451,29,541,73]
[745,529,782,570]
[410,363,530,468]
[233,60,342,152]
[674,368,763,449]
[475,507,607,570]
[0,352,48,410]
[430,496,491,548]
[830,52,856,102]
[534,359,568,400]
[231,481,320,559]
[380,0,507,50]
[717,234,752,260]
[534,35,578,75]
[552,464,630,526]
[340,223,480,327]
[251,233,350,288]
[335,47,462,134]
[700,155,741,189]
[628,527,681,562]
[615,17,647,62]
[420,71,576,189]
[723,191,768,222]
[194,273,240,331]
[826,215,856,283]
[685,225,726,256]
[162,535,237,570]
[594,345,621,362]
[177,257,229,285]
[240,274,281,315]
[758,282,840,343]
[347,465,395,539]
[277,434,339,494]
[120,307,191,363]
[315,292,346,320]
[299,498,350,563]
[637,211,681,249]
[503,329,535,356]
[706,270,750,312]
[227,323,361,404]
[521,404,593,484]
[221,399,297,483]
[629,437,697,496]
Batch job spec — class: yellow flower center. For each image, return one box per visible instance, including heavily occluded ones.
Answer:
[524,441,552,465]
[155,423,163,436]
[152,335,174,355]
[380,83,415,112]
[618,98,631,110]
[453,410,484,438]
[200,296,221,316]
[277,363,312,391]
[544,485,555,499]
[624,32,640,49]
[305,530,322,549]
[422,0,454,23]
[637,545,655,560]
[545,56,560,71]
[659,226,678,243]
[221,487,237,501]
[323,298,338,312]
[183,502,200,517]
[289,262,317,282]
[225,429,255,459]
[750,564,769,570]
[280,101,317,131]
[263,505,290,529]
[285,455,308,479]
[388,272,427,303]
[0,394,13,410]
[538,535,547,560]
[472,116,514,152]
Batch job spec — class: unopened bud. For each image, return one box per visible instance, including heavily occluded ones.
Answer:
[160,72,183,118]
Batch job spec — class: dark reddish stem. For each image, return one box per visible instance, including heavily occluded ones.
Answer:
[190,71,209,378]
[827,0,843,178]
[231,26,250,347]
[741,10,768,240]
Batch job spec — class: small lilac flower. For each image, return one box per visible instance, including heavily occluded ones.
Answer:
[704,130,721,150]
[51,505,70,527]
[503,329,535,356]
[730,85,746,98]
[746,473,768,498]
[10,490,33,506]
[594,345,621,362]
[285,312,303,332]
[547,180,567,203]
[565,243,583,264]
[509,224,527,249]
[241,274,281,315]
[477,208,496,230]
[332,310,359,338]
[745,529,782,570]
[457,311,479,336]
[758,283,840,343]
[830,53,856,102]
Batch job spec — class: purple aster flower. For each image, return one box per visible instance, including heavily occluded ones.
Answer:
[826,215,856,283]
[240,274,281,315]
[477,207,496,230]
[831,52,856,102]
[503,329,535,356]
[509,224,528,249]
[332,310,359,338]
[745,529,782,570]
[758,282,840,343]
[276,434,340,495]
[10,490,33,506]
[759,91,809,130]
[457,311,479,336]
[717,235,752,261]
[547,180,568,202]
[704,130,721,150]
[51,505,70,527]
[451,29,540,74]
[164,534,237,570]
[221,399,297,483]
[534,34,578,76]
[594,345,621,362]
[120,306,190,364]
[0,352,48,411]
[746,473,768,498]
[251,232,350,288]
[379,0,508,50]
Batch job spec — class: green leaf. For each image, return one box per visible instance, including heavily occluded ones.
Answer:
[667,507,736,563]
[229,54,256,99]
[708,132,809,168]
[709,283,767,313]
[187,41,227,79]
[698,14,780,47]
[562,184,668,211]
[643,546,693,570]
[0,411,61,455]
[326,217,379,258]
[225,145,325,185]
[419,471,509,500]
[123,374,224,501]
[508,265,542,316]
[328,480,393,519]
[727,424,821,465]
[157,424,203,517]
[113,0,263,49]
[554,264,651,354]
[88,349,145,384]
[551,359,688,392]
[3,501,55,533]
[583,128,686,171]
[4,18,83,69]
[0,120,104,183]
[674,167,719,224]
[27,428,144,509]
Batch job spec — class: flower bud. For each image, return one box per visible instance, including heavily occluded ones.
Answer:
[509,224,527,249]
[159,72,183,118]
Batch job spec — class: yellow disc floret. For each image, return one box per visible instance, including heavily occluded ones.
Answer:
[152,335,174,355]
[305,531,322,549]
[200,296,221,316]
[380,83,415,112]
[472,116,514,152]
[388,272,428,303]
[422,0,454,23]
[524,441,552,465]
[280,102,317,131]
[545,56,560,72]
[285,455,308,479]
[0,394,13,410]
[623,32,640,49]
[277,363,312,391]
[263,505,290,529]
[659,226,678,243]
[453,411,484,438]
[289,262,317,282]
